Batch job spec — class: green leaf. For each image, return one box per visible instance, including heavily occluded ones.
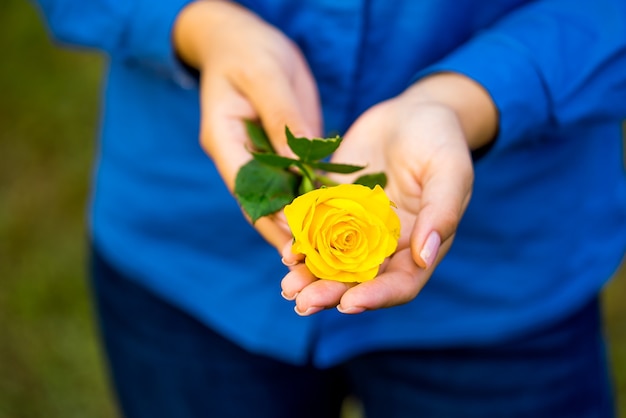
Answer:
[251,151,299,169]
[353,172,387,189]
[309,161,365,174]
[245,120,274,153]
[234,159,300,223]
[286,126,342,162]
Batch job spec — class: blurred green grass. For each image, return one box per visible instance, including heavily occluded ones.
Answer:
[0,1,624,417]
[0,1,114,417]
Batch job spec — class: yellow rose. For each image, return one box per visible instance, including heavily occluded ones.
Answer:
[284,184,401,282]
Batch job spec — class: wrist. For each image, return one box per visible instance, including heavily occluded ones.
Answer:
[404,72,498,150]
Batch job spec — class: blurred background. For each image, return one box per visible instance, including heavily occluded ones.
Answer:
[1,1,624,417]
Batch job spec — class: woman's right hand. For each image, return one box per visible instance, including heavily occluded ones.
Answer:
[280,73,497,315]
[173,0,322,251]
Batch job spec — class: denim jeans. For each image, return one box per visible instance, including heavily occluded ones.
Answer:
[90,246,615,418]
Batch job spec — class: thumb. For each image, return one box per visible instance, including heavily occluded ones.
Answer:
[410,147,473,269]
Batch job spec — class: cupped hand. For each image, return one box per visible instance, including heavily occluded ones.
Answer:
[281,73,497,314]
[173,1,322,250]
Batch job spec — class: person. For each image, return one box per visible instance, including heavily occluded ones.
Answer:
[33,0,626,417]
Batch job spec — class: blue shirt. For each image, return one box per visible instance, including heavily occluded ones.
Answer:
[35,0,626,367]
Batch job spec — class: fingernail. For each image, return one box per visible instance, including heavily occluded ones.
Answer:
[281,257,299,267]
[419,231,441,269]
[281,291,298,301]
[336,305,366,315]
[294,305,323,316]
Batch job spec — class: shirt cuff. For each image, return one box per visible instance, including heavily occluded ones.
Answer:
[124,0,197,88]
[414,32,551,152]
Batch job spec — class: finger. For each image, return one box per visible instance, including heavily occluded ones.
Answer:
[275,215,303,264]
[336,248,425,313]
[280,263,317,301]
[198,76,256,189]
[293,279,355,316]
[280,239,304,267]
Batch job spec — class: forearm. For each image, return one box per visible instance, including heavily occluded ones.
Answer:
[414,0,626,151]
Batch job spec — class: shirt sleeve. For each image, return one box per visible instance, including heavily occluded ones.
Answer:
[416,0,626,149]
[33,0,194,85]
